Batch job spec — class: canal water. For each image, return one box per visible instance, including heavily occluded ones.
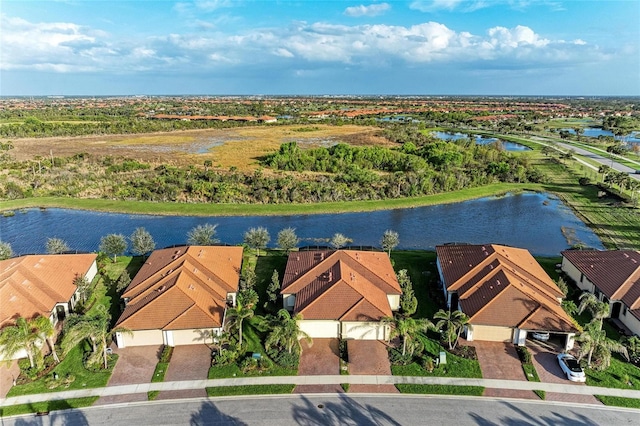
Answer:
[0,192,603,257]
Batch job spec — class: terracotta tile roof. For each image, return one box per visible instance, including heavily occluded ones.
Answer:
[116,246,242,330]
[437,244,576,333]
[562,250,640,321]
[0,254,97,328]
[281,250,401,321]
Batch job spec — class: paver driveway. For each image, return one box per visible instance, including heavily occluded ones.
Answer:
[470,341,538,400]
[294,338,343,393]
[347,340,398,393]
[0,360,19,398]
[157,345,211,400]
[528,340,601,405]
[95,344,161,405]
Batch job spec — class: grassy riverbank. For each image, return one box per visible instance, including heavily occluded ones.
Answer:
[0,183,540,216]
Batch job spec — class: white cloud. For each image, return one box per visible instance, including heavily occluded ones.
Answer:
[410,0,488,12]
[344,3,391,17]
[0,14,609,75]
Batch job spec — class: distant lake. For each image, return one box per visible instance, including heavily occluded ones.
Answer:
[0,192,602,257]
[562,128,640,143]
[431,132,531,152]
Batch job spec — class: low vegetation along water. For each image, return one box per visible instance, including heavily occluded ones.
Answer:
[2,192,602,256]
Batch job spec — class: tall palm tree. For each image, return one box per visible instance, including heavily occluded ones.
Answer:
[576,322,629,370]
[578,292,610,330]
[62,307,130,369]
[0,317,44,369]
[264,309,312,354]
[383,315,434,356]
[224,301,254,346]
[434,309,471,350]
[32,316,60,363]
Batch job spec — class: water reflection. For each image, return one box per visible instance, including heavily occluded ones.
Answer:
[0,192,603,257]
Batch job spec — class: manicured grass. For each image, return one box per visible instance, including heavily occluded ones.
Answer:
[586,358,640,391]
[595,395,640,408]
[395,384,484,396]
[391,251,440,320]
[391,340,482,379]
[0,183,540,217]
[253,250,288,315]
[7,345,117,397]
[205,384,295,397]
[151,362,169,383]
[534,256,562,282]
[0,397,99,417]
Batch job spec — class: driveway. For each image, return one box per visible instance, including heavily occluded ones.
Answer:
[95,344,162,405]
[157,345,211,400]
[294,338,343,393]
[528,340,601,405]
[347,340,398,393]
[0,360,19,398]
[470,341,538,400]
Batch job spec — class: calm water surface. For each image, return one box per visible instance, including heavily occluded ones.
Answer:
[0,193,602,256]
[431,132,530,151]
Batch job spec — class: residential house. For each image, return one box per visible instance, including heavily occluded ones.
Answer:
[281,250,402,340]
[436,244,577,350]
[115,246,242,348]
[0,253,98,360]
[561,250,640,336]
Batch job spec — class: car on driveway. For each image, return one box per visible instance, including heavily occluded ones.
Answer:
[557,353,586,382]
[531,331,550,341]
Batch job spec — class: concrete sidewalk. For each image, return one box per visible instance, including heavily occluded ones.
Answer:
[3,375,640,407]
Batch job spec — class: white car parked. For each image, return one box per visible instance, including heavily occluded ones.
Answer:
[557,353,586,382]
[531,331,550,341]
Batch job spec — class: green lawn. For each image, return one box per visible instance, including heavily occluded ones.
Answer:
[253,250,288,315]
[0,397,99,417]
[395,384,484,396]
[7,345,116,397]
[391,251,441,319]
[594,395,640,409]
[205,384,295,397]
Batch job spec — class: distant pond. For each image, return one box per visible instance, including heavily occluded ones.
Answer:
[431,132,531,152]
[0,193,603,257]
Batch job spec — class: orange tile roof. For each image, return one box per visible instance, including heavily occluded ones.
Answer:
[0,254,97,328]
[281,250,401,321]
[116,246,242,331]
[562,250,640,321]
[437,244,576,333]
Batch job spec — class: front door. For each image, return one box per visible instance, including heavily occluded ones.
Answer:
[56,305,66,322]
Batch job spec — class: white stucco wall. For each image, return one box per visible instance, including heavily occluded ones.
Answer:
[171,328,222,345]
[387,295,400,311]
[85,260,98,283]
[298,320,340,338]
[620,309,640,337]
[561,257,594,292]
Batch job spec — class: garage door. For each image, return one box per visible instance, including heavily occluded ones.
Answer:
[342,322,387,340]
[472,325,514,342]
[118,329,163,347]
[299,320,340,338]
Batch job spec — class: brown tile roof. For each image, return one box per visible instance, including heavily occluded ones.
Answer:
[281,250,401,321]
[116,246,242,331]
[437,244,576,333]
[562,250,640,320]
[0,254,97,328]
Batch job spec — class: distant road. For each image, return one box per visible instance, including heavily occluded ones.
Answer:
[553,141,640,182]
[4,395,639,426]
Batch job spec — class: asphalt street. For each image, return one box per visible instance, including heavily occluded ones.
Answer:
[3,395,640,426]
[554,141,640,181]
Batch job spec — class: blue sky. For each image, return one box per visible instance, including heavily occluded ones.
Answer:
[1,1,638,96]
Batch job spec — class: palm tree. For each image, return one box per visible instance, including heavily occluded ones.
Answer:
[32,315,60,363]
[576,322,629,370]
[383,315,434,356]
[578,292,610,330]
[62,307,130,369]
[0,316,44,369]
[434,309,471,350]
[264,309,312,355]
[224,301,254,346]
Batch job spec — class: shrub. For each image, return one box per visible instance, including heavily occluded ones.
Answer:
[515,346,531,364]
[388,348,414,366]
[422,356,435,372]
[267,348,299,369]
[578,177,591,186]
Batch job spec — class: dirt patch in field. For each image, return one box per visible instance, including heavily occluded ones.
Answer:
[6,125,389,171]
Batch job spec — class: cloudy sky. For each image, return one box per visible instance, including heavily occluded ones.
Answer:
[1,0,638,96]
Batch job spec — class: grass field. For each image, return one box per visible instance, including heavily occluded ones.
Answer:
[395,384,484,396]
[0,397,99,417]
[205,384,295,397]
